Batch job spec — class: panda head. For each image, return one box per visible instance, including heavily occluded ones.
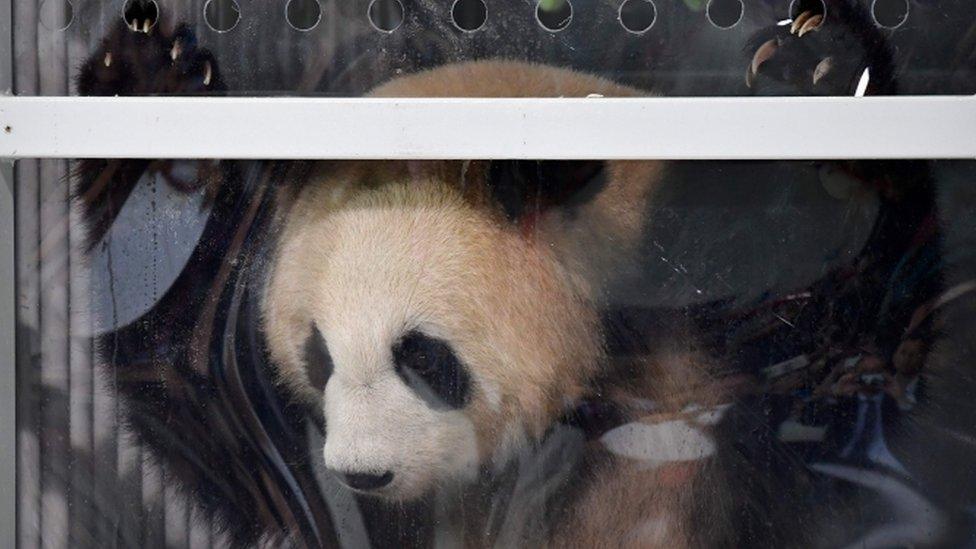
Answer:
[261,161,613,501]
[260,61,660,502]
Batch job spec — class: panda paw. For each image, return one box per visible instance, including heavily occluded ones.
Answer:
[745,1,895,96]
[77,20,224,96]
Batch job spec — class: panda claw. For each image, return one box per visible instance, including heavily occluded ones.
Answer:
[746,38,778,87]
[142,19,151,33]
[129,19,139,32]
[790,11,813,34]
[813,57,833,85]
[103,52,112,67]
[203,61,212,86]
[170,40,182,61]
[798,15,823,37]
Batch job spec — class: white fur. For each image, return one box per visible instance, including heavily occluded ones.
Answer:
[322,372,480,500]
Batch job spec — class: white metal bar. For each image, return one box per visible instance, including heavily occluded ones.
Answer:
[1,95,974,160]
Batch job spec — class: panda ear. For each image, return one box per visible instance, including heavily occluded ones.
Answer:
[486,160,607,224]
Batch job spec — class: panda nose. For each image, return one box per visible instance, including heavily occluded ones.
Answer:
[339,470,394,491]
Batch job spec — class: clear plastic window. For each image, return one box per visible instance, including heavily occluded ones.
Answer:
[13,156,976,547]
[8,0,976,547]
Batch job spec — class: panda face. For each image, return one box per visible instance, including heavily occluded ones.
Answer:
[318,318,481,500]
[262,166,603,501]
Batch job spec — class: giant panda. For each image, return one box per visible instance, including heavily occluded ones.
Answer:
[253,62,846,548]
[70,1,969,547]
[225,66,744,546]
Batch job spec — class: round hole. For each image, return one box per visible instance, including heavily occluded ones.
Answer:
[536,0,573,32]
[122,0,159,32]
[706,0,743,29]
[871,0,908,29]
[286,0,322,31]
[788,0,825,20]
[204,0,241,32]
[39,0,74,31]
[618,0,657,34]
[452,0,488,32]
[368,0,404,32]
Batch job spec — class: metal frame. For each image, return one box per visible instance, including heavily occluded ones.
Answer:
[0,161,12,549]
[0,95,975,160]
[0,0,15,545]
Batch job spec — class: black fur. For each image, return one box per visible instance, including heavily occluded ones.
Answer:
[746,0,898,95]
[303,326,335,394]
[392,331,472,411]
[487,160,606,223]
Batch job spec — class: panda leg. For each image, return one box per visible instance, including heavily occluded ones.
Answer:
[74,21,225,248]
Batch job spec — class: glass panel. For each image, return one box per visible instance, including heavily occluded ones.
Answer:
[10,0,976,96]
[10,3,976,547]
[13,155,976,547]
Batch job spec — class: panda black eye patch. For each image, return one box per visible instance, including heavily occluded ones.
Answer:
[392,331,471,410]
[303,325,334,392]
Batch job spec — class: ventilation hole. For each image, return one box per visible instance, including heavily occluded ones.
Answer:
[872,0,909,29]
[204,0,240,32]
[452,0,488,32]
[39,0,74,31]
[368,0,404,32]
[286,0,322,31]
[536,0,573,32]
[706,0,743,28]
[618,0,656,34]
[122,0,158,32]
[788,0,825,20]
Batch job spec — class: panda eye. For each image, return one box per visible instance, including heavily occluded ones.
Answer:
[392,331,471,410]
[303,325,334,392]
